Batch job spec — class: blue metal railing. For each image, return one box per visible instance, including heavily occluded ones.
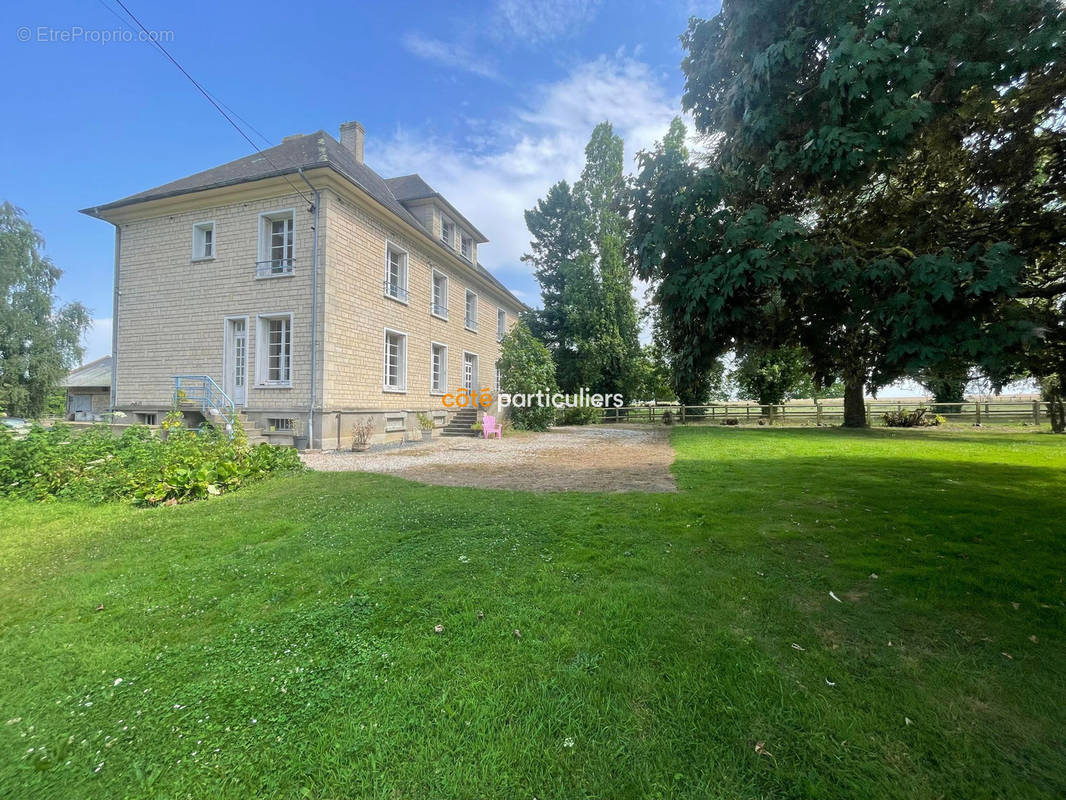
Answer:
[173,375,236,434]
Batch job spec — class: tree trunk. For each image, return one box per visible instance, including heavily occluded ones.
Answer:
[1049,395,1065,434]
[843,379,866,428]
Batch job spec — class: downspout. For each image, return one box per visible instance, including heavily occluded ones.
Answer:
[110,225,121,410]
[297,170,320,448]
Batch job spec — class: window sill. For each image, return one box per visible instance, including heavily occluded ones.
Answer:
[430,390,447,396]
[255,382,293,389]
[431,311,449,321]
[465,325,478,333]
[191,256,215,263]
[255,272,295,280]
[383,386,407,394]
[384,292,410,306]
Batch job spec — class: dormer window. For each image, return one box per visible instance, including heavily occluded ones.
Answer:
[460,232,472,261]
[440,215,454,247]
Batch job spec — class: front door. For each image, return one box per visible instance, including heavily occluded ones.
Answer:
[463,353,478,391]
[224,318,247,405]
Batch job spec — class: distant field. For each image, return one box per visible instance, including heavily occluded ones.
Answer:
[1,427,1064,799]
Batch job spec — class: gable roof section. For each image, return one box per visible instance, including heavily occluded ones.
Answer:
[81,132,520,308]
[62,355,112,388]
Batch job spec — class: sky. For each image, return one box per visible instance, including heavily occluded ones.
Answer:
[2,0,717,364]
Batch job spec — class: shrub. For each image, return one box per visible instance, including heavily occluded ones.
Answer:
[881,407,945,428]
[0,415,302,505]
[556,404,600,426]
[498,322,558,432]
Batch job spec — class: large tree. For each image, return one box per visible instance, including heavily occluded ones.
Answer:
[0,203,90,418]
[632,0,1066,427]
[525,123,641,400]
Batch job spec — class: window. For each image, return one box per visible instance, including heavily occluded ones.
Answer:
[440,215,454,247]
[463,352,478,390]
[431,343,448,394]
[431,270,449,318]
[383,329,407,392]
[497,308,507,341]
[257,210,295,277]
[495,361,501,393]
[192,221,215,260]
[268,417,294,432]
[256,314,293,386]
[136,412,157,426]
[460,232,472,261]
[465,290,478,331]
[384,242,409,302]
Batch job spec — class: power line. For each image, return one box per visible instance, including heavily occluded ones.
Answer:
[97,0,313,206]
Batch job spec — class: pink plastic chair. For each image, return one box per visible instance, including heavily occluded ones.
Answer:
[482,414,502,439]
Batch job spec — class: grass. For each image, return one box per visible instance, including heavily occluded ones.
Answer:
[1,427,1064,799]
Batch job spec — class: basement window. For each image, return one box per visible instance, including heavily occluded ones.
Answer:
[268,418,294,432]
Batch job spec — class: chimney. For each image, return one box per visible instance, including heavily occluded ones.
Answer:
[339,120,365,164]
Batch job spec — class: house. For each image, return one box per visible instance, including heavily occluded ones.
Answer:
[81,121,524,448]
[61,355,112,421]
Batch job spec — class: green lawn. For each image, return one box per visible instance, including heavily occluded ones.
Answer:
[2,427,1064,799]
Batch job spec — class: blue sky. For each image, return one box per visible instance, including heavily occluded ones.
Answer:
[2,0,718,362]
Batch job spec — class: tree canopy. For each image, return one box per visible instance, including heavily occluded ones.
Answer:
[0,202,90,418]
[526,122,641,401]
[631,0,1066,427]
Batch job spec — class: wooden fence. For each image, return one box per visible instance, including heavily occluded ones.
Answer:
[596,400,1051,426]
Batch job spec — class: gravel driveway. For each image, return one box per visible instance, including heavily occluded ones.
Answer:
[301,426,676,493]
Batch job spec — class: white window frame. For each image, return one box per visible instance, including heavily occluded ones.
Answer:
[495,361,501,393]
[383,328,408,393]
[465,289,478,332]
[257,209,296,278]
[462,351,479,391]
[383,240,409,304]
[255,312,294,387]
[431,269,449,319]
[192,220,215,261]
[497,308,507,341]
[440,214,454,247]
[460,232,473,261]
[430,342,448,395]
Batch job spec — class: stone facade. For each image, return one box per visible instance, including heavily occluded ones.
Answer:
[105,169,521,449]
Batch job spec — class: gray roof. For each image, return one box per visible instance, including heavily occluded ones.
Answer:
[81,132,517,306]
[62,355,112,388]
[384,174,488,242]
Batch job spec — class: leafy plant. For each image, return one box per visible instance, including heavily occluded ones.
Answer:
[0,418,301,505]
[416,412,434,431]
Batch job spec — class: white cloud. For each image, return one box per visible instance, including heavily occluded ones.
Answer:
[492,0,602,44]
[401,33,500,80]
[367,54,683,285]
[81,317,112,363]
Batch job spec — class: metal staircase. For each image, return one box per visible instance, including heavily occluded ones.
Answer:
[173,375,236,436]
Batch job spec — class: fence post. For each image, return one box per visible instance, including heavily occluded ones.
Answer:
[816,399,822,426]
[746,405,751,421]
[975,401,981,425]
[1033,400,1040,425]
[680,405,686,424]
